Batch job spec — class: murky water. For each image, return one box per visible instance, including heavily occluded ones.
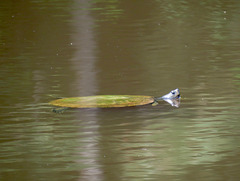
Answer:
[1,1,240,181]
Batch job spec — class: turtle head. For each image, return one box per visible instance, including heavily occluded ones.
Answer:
[161,88,180,99]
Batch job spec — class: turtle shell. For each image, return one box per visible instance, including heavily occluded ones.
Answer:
[49,95,155,108]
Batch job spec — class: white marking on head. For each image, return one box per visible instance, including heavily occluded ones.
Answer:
[162,88,180,99]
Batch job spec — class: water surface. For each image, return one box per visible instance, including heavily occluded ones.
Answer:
[0,1,240,181]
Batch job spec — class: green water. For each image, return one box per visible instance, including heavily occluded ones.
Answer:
[0,1,240,181]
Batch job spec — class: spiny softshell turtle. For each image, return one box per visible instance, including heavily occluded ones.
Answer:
[50,88,180,112]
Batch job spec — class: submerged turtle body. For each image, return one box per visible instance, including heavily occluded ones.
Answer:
[49,88,180,112]
[49,95,155,108]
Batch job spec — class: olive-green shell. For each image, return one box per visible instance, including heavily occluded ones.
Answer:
[49,95,155,108]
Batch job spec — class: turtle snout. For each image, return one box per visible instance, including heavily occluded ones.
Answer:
[172,88,180,98]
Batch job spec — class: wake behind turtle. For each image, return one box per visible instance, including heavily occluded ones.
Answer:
[50,88,180,113]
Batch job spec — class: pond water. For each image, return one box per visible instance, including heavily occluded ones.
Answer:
[1,1,240,181]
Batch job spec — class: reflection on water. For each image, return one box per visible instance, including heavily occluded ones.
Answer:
[163,98,180,107]
[1,0,240,181]
[70,1,103,180]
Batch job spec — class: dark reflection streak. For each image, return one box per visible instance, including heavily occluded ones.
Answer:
[71,0,101,180]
